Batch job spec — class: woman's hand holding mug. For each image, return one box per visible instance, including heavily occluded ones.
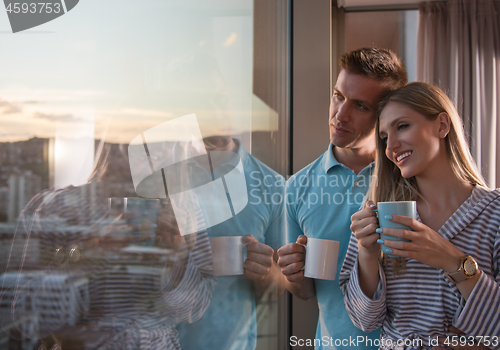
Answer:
[350,201,380,256]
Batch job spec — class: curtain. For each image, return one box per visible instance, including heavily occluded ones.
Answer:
[417,0,500,188]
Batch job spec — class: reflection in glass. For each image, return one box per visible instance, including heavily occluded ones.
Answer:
[1,142,216,349]
[0,0,288,349]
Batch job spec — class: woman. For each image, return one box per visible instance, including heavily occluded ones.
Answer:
[339,82,500,349]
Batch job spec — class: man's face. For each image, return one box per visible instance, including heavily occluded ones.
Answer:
[329,70,387,151]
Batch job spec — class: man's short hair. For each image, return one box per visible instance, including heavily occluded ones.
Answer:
[339,47,408,91]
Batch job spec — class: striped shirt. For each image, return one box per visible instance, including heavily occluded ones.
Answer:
[339,186,500,350]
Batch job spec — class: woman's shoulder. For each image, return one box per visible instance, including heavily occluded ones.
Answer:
[472,185,500,200]
[20,187,63,215]
[21,183,108,225]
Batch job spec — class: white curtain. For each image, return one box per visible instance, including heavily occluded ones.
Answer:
[418,0,500,188]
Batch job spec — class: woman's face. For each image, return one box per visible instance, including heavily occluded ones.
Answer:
[378,102,446,179]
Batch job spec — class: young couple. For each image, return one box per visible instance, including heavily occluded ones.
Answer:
[279,47,500,349]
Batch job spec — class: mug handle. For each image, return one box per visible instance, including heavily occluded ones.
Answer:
[241,239,250,272]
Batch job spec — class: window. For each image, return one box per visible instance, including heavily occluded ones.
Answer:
[0,1,289,349]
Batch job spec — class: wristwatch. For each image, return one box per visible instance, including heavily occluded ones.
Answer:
[446,255,478,283]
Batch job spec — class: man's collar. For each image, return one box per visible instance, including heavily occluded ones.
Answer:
[323,143,374,174]
[323,143,341,173]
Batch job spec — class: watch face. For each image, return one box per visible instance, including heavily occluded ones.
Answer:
[464,258,477,276]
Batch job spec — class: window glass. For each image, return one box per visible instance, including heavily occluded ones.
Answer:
[0,1,287,349]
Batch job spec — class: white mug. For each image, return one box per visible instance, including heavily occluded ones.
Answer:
[303,238,339,280]
[211,236,247,276]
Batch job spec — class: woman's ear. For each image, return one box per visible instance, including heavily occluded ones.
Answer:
[437,112,451,138]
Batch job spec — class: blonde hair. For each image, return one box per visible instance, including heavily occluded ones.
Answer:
[369,82,486,271]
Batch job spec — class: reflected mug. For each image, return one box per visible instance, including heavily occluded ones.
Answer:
[303,238,339,280]
[376,201,417,257]
[211,236,247,276]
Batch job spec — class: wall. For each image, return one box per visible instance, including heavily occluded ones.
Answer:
[291,0,332,348]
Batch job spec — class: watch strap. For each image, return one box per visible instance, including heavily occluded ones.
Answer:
[446,269,468,283]
[445,255,477,284]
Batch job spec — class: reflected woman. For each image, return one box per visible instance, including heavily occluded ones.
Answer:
[340,82,500,349]
[0,138,215,350]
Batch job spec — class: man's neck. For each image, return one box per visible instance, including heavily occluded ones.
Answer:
[203,136,236,153]
[332,145,375,174]
[202,137,239,173]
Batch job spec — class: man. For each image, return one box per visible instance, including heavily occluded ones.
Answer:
[176,135,285,350]
[169,52,285,350]
[278,47,407,349]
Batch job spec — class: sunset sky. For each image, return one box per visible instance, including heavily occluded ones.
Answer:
[0,0,275,146]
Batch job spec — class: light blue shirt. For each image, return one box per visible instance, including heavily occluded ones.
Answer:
[177,139,284,350]
[286,143,379,350]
